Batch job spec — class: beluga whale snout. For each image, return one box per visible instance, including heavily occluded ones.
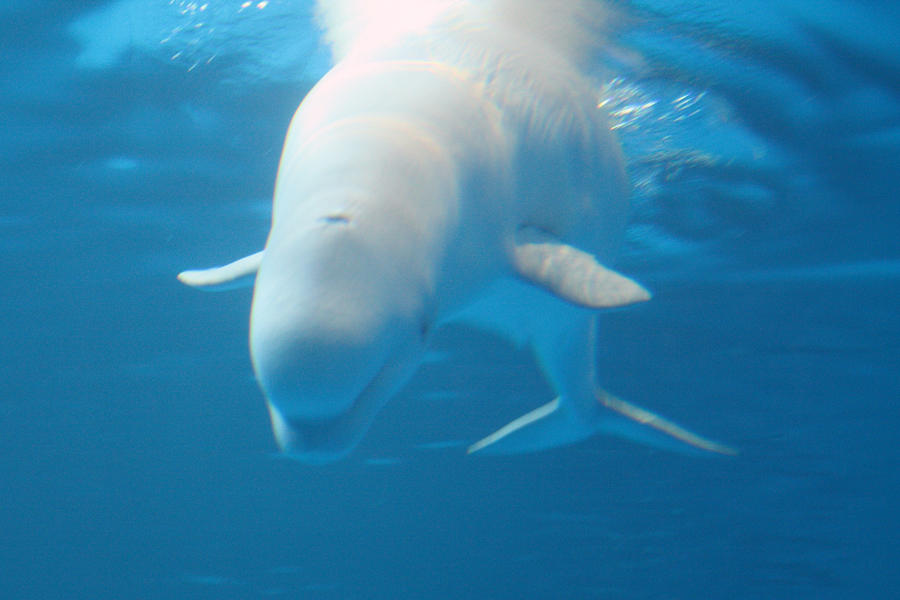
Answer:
[178,0,735,462]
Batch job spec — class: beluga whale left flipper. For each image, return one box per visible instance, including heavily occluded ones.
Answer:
[178,0,735,462]
[512,226,651,309]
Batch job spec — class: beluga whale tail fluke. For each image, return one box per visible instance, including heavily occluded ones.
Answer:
[467,389,737,456]
[177,0,735,462]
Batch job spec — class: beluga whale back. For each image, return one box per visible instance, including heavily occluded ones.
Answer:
[179,0,735,462]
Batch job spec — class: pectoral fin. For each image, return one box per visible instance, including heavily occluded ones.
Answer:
[512,231,650,309]
[178,251,263,291]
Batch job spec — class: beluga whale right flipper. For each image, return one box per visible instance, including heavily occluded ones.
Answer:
[177,0,735,462]
[178,251,263,292]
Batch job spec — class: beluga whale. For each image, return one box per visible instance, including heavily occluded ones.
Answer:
[178,0,735,462]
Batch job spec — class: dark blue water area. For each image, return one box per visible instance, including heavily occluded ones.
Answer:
[2,1,899,599]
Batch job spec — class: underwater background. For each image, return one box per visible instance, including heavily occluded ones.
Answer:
[1,1,898,598]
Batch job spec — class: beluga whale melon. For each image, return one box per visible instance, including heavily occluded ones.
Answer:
[179,0,735,462]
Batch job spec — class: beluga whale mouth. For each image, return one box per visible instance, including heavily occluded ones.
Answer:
[263,345,421,464]
[177,0,735,462]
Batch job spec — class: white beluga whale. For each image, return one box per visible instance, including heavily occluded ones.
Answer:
[179,0,735,463]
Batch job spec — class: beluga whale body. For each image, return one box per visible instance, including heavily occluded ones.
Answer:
[179,0,735,462]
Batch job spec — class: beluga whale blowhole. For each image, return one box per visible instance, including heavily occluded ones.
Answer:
[179,0,735,463]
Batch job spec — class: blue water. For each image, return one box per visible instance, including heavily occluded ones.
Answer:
[2,1,898,598]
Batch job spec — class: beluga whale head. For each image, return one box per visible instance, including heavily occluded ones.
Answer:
[247,110,465,463]
[249,244,423,462]
[248,205,425,462]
